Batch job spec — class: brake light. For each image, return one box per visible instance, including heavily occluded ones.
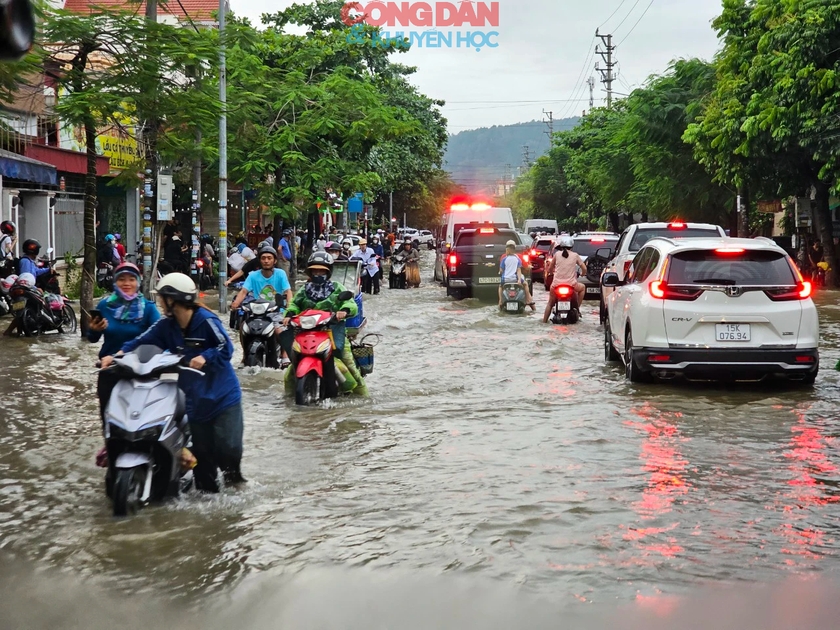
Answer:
[648,280,702,301]
[648,354,671,362]
[530,249,538,257]
[479,228,494,234]
[10,287,24,297]
[715,248,745,255]
[448,254,457,265]
[554,285,572,298]
[591,238,605,243]
[196,259,204,268]
[668,222,686,230]
[765,281,812,301]
[795,355,816,363]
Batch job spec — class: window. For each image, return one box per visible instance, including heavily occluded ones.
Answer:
[630,248,652,283]
[628,227,721,252]
[667,250,796,285]
[636,249,660,283]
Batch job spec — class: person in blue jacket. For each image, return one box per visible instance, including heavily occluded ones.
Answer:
[100,273,245,493]
[19,238,51,279]
[88,262,160,443]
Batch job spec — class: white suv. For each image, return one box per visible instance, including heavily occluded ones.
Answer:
[602,237,819,384]
[600,222,726,322]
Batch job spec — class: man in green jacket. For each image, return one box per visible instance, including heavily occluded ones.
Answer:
[282,251,368,396]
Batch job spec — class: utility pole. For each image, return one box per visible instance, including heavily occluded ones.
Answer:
[218,0,228,312]
[141,0,156,297]
[587,75,595,109]
[542,110,554,143]
[522,144,531,169]
[595,29,615,109]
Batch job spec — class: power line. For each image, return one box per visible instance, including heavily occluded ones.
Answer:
[598,0,629,29]
[616,0,657,47]
[557,36,597,120]
[612,0,642,34]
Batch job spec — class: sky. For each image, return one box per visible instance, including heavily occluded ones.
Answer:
[230,0,726,133]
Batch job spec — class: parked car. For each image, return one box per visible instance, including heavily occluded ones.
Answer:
[599,221,726,323]
[602,236,818,384]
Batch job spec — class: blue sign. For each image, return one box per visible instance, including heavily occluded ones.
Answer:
[347,193,364,214]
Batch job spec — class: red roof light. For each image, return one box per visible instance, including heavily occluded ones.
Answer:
[715,248,745,255]
[668,222,686,230]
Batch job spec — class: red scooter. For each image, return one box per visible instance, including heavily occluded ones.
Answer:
[288,290,353,405]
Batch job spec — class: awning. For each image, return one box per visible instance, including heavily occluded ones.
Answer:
[23,144,110,177]
[0,149,57,186]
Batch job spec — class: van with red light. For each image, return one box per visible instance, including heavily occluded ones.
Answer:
[602,236,819,384]
[435,203,515,285]
[599,221,725,323]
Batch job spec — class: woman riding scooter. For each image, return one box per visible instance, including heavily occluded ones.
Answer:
[544,235,587,324]
[282,252,367,396]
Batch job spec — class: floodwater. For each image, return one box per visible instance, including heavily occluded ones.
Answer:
[1,252,839,628]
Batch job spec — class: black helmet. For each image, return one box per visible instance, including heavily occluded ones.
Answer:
[0,220,15,235]
[22,238,40,256]
[306,251,334,278]
[258,245,277,260]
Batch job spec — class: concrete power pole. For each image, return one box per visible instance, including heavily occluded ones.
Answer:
[522,144,531,169]
[587,75,595,109]
[595,30,615,109]
[141,0,157,297]
[542,110,554,143]
[218,0,229,312]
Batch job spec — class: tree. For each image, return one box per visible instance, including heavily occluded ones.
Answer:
[40,9,219,328]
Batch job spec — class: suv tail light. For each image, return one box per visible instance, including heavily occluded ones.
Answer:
[448,254,457,265]
[765,281,812,301]
[649,281,702,301]
[530,249,538,257]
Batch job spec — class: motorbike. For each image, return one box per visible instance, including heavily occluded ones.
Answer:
[0,273,15,316]
[228,281,246,329]
[9,271,76,336]
[551,284,580,324]
[103,345,199,517]
[389,253,408,289]
[288,291,355,405]
[195,255,215,290]
[241,294,286,368]
[500,282,526,314]
[97,262,114,291]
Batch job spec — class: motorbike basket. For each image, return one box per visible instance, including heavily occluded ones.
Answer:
[351,334,379,376]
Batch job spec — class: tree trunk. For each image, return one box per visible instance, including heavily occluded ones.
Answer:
[80,117,98,336]
[608,211,619,233]
[813,181,837,286]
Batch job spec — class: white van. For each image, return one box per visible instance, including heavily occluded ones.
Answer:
[434,203,516,284]
[522,219,559,235]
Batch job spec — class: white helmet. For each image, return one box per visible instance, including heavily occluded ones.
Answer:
[505,239,516,247]
[154,272,197,304]
[558,235,574,249]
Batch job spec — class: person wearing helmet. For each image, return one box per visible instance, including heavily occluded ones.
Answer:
[350,238,380,295]
[88,262,161,457]
[402,238,421,288]
[544,235,587,323]
[282,252,367,396]
[0,221,16,273]
[498,240,535,311]
[101,273,244,492]
[113,233,126,263]
[325,240,342,258]
[278,228,293,278]
[18,239,51,280]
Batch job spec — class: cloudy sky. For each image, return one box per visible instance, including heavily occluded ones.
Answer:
[232,0,725,132]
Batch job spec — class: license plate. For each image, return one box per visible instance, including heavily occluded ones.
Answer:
[12,300,24,311]
[478,277,499,284]
[586,287,600,294]
[506,302,519,311]
[557,302,571,311]
[716,323,750,341]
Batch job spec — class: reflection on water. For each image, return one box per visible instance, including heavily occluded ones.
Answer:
[0,256,839,615]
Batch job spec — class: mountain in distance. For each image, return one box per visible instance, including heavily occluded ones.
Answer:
[443,117,579,195]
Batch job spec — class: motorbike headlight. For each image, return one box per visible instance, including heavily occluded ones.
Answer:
[250,302,268,315]
[299,315,319,330]
[136,424,164,441]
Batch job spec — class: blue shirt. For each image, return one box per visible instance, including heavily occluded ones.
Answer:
[121,308,241,423]
[244,268,290,301]
[87,297,160,358]
[19,256,50,277]
[279,237,292,261]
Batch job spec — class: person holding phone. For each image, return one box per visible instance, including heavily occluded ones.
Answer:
[100,273,244,493]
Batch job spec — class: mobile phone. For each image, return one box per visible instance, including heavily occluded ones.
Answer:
[89,309,102,321]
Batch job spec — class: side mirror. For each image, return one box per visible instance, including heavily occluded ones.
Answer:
[601,272,620,288]
[337,290,353,302]
[275,293,286,308]
[595,247,613,260]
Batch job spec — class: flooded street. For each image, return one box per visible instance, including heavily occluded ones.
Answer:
[1,251,840,624]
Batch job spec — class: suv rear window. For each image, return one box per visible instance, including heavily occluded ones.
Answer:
[455,231,515,247]
[534,239,554,252]
[667,250,796,285]
[573,238,617,258]
[630,228,720,252]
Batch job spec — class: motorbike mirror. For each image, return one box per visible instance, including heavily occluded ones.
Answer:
[0,0,34,60]
[46,247,54,255]
[337,290,353,302]
[595,247,613,260]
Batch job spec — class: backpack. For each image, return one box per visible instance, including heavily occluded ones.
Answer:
[97,241,114,266]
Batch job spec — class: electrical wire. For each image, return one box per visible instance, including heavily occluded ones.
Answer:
[617,0,657,47]
[557,36,597,120]
[598,0,629,29]
[612,0,642,34]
